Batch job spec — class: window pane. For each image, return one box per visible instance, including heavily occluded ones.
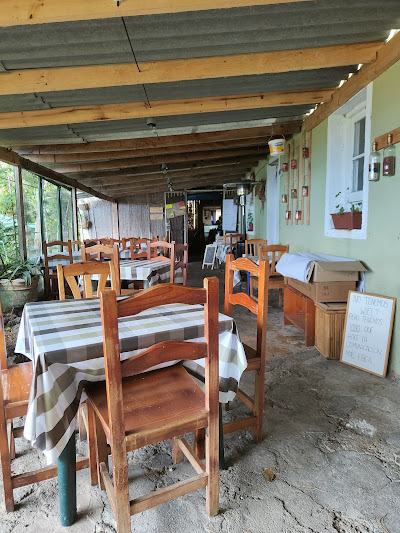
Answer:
[61,188,74,241]
[353,117,366,157]
[0,163,19,260]
[352,157,364,192]
[22,170,41,259]
[42,180,60,246]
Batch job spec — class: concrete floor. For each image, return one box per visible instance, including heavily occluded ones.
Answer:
[1,261,400,533]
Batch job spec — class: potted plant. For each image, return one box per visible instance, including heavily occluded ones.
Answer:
[247,212,254,232]
[331,190,362,230]
[0,257,43,310]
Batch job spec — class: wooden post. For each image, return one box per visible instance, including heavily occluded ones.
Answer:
[300,130,305,226]
[71,188,79,244]
[111,202,119,240]
[306,131,312,226]
[286,142,290,226]
[13,165,27,260]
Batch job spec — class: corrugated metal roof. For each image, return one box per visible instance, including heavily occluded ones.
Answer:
[1,1,399,68]
[0,106,309,146]
[0,67,353,113]
[0,0,399,148]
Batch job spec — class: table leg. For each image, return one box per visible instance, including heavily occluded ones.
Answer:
[219,404,225,471]
[143,279,150,290]
[57,434,77,527]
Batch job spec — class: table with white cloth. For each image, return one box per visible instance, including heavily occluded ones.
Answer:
[15,297,246,523]
[118,258,183,287]
[39,251,82,268]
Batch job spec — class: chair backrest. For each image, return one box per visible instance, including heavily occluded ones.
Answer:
[83,238,101,247]
[224,253,268,358]
[43,240,73,297]
[245,239,267,259]
[57,260,118,299]
[81,243,121,294]
[0,293,7,370]
[223,233,242,250]
[147,240,176,282]
[130,238,148,260]
[260,244,289,276]
[175,243,188,286]
[98,278,219,455]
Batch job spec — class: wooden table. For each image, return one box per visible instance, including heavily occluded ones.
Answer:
[15,297,247,526]
[283,284,315,346]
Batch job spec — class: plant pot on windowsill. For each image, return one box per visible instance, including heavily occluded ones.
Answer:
[331,211,362,230]
[248,223,254,232]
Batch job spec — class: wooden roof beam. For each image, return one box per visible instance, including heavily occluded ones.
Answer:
[0,43,381,96]
[25,138,268,163]
[1,1,309,27]
[40,147,264,174]
[0,146,115,202]
[0,89,334,129]
[305,32,400,132]
[14,123,301,154]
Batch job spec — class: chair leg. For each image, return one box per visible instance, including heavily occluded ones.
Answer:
[172,437,184,464]
[86,403,98,486]
[0,415,14,512]
[193,429,205,460]
[219,404,225,471]
[253,370,264,442]
[111,447,131,532]
[78,403,88,441]
[93,410,109,490]
[278,288,283,307]
[206,407,219,517]
[7,421,15,460]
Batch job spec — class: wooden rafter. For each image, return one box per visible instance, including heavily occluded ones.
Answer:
[39,147,264,174]
[0,43,381,96]
[0,146,114,203]
[1,1,309,27]
[69,155,261,181]
[0,89,334,129]
[26,139,267,164]
[14,123,301,154]
[304,32,400,132]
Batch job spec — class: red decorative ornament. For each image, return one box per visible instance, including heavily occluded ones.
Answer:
[302,147,309,158]
[282,162,289,172]
[291,159,297,169]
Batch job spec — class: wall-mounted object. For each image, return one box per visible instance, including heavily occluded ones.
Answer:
[302,186,309,197]
[302,147,309,158]
[282,162,288,172]
[295,210,302,221]
[291,188,297,199]
[281,193,288,203]
[291,159,297,169]
[331,211,362,230]
[285,210,291,220]
[383,133,396,176]
[368,141,381,182]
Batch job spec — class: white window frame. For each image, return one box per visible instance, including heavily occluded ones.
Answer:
[324,84,372,240]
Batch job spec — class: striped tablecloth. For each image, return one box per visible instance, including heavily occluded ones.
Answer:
[15,298,246,463]
[119,259,183,285]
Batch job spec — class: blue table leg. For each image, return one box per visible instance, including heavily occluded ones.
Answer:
[247,272,250,295]
[57,434,77,526]
[143,279,150,289]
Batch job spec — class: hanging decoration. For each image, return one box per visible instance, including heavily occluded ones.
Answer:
[291,188,297,199]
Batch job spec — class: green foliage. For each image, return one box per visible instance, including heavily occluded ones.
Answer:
[247,211,254,224]
[0,257,41,286]
[334,189,362,215]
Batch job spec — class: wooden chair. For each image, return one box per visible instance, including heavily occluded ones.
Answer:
[57,261,118,299]
[244,239,267,259]
[0,294,88,512]
[223,233,242,252]
[147,240,176,283]
[224,254,268,441]
[175,243,188,286]
[86,279,220,531]
[250,244,289,306]
[83,238,101,247]
[43,240,73,299]
[129,237,148,260]
[81,243,121,295]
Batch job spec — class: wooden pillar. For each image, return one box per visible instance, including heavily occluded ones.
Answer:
[71,188,78,242]
[111,202,119,240]
[13,165,27,260]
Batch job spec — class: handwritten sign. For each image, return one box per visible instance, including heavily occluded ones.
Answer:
[341,291,396,377]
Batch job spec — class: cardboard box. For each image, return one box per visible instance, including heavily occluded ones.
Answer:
[288,278,356,303]
[307,261,366,282]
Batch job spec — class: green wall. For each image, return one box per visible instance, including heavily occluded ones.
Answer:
[254,59,400,374]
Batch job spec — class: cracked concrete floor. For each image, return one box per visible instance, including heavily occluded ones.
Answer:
[1,261,400,533]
